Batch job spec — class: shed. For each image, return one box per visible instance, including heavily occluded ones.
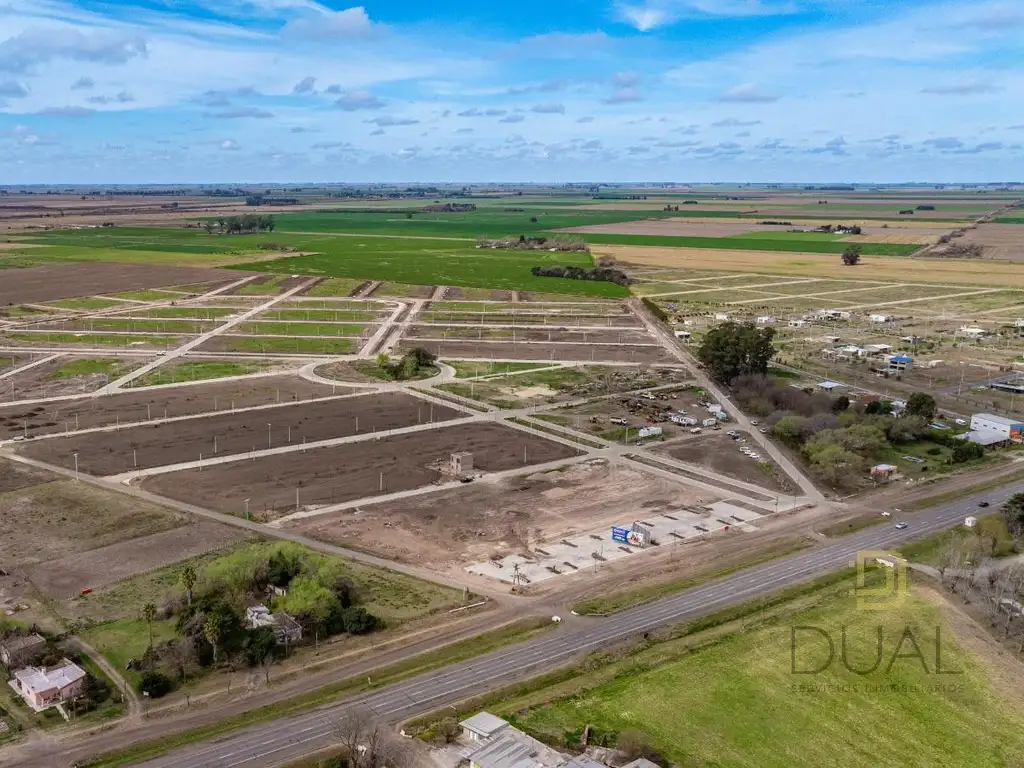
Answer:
[451,451,474,475]
[460,712,510,743]
[965,516,978,528]
[0,634,47,668]
[817,380,842,391]
[870,464,898,482]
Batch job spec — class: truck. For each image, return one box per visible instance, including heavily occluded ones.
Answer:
[701,418,717,428]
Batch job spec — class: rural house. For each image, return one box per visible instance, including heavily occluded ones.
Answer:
[886,354,914,373]
[245,605,303,645]
[959,414,1024,446]
[8,658,86,712]
[0,633,46,669]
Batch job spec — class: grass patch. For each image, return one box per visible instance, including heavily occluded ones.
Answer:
[507,575,1024,768]
[126,307,238,319]
[6,332,179,348]
[79,616,556,768]
[57,318,214,334]
[215,337,356,354]
[110,290,181,302]
[45,297,129,310]
[449,361,555,378]
[237,276,294,295]
[47,358,132,379]
[131,361,271,387]
[304,277,365,297]
[258,309,380,322]
[899,514,1017,565]
[81,618,178,688]
[238,321,368,337]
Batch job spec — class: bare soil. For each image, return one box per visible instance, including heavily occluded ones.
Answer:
[140,422,582,517]
[0,263,245,305]
[27,521,246,600]
[958,224,1024,261]
[0,374,341,438]
[398,339,675,363]
[0,355,152,404]
[652,432,798,495]
[289,459,703,572]
[0,477,185,567]
[372,283,435,298]
[18,392,463,475]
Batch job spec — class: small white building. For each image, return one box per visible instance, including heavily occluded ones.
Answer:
[789,319,809,328]
[713,312,730,321]
[965,516,978,528]
[638,426,663,439]
[957,326,989,339]
[755,315,776,325]
[838,344,867,358]
[460,712,511,743]
[870,314,895,323]
[1015,319,1024,328]
[864,343,893,356]
[674,330,691,340]
[8,659,86,712]
[962,413,1024,444]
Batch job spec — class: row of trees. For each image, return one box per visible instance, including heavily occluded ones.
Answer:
[529,265,631,286]
[201,214,276,235]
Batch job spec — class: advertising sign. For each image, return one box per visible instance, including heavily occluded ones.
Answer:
[611,526,630,543]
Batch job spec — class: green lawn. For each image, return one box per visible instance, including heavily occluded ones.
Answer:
[131,361,271,387]
[45,297,130,310]
[304,277,365,297]
[110,290,184,302]
[899,514,1016,565]
[47,358,133,379]
[6,333,179,348]
[237,321,368,336]
[579,232,921,256]
[237,276,295,295]
[59,318,214,334]
[996,217,1024,224]
[82,618,179,688]
[127,307,238,319]
[258,309,380,322]
[510,579,1024,768]
[215,337,356,354]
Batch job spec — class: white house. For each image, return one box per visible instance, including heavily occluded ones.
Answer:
[713,312,730,321]
[8,659,86,712]
[864,343,893,355]
[789,319,809,328]
[674,330,691,340]
[755,315,776,325]
[870,314,895,323]
[1015,319,1024,328]
[838,344,867,357]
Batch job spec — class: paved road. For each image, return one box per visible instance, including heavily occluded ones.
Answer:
[106,479,1020,768]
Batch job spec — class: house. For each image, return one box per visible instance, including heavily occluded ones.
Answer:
[886,354,914,373]
[460,714,567,768]
[870,314,895,323]
[864,344,893,356]
[451,452,474,475]
[245,605,303,645]
[622,761,663,768]
[902,335,923,344]
[0,634,46,669]
[838,344,867,358]
[755,315,776,325]
[713,312,730,321]
[1015,319,1024,328]
[817,380,843,391]
[815,309,851,321]
[960,413,1024,446]
[674,330,691,340]
[788,319,809,328]
[871,464,899,482]
[8,658,86,712]
[957,326,989,339]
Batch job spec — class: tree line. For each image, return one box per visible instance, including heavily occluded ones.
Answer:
[202,214,276,235]
[530,265,631,286]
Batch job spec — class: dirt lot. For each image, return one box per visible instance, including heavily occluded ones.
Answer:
[18,392,463,474]
[957,224,1024,261]
[399,339,675,363]
[289,459,705,572]
[652,432,798,495]
[27,521,246,600]
[418,312,644,327]
[0,262,244,305]
[0,355,152,403]
[140,422,583,517]
[0,475,185,567]
[536,385,705,442]
[0,374,342,438]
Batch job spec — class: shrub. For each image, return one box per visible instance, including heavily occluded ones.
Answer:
[138,671,174,699]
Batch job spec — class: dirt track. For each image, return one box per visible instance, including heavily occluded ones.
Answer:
[141,422,582,517]
[0,374,341,438]
[18,392,461,474]
[0,263,244,305]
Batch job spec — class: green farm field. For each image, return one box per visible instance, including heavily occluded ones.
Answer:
[506,578,1024,768]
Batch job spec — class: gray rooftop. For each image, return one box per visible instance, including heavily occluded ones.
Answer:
[460,711,510,737]
[464,730,566,768]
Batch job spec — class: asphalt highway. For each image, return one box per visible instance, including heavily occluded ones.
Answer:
[125,478,1024,767]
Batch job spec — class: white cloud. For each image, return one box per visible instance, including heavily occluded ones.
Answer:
[0,28,148,73]
[334,90,385,111]
[920,79,999,95]
[531,102,565,114]
[365,115,418,126]
[603,87,642,104]
[219,138,240,150]
[716,83,780,102]
[205,106,274,118]
[614,0,799,30]
[282,6,374,40]
[36,105,95,116]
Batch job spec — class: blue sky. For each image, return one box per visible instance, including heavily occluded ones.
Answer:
[1,0,1022,183]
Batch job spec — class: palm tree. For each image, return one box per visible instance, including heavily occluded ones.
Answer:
[203,614,223,665]
[180,565,197,607]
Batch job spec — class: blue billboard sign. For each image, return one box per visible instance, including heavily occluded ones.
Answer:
[611,526,630,543]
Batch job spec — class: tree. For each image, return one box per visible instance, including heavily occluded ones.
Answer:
[952,440,984,463]
[180,565,197,608]
[905,392,937,420]
[138,671,173,699]
[342,606,379,635]
[142,602,157,669]
[438,717,460,744]
[204,613,223,665]
[805,442,867,488]
[842,244,862,265]
[864,400,886,415]
[696,321,776,384]
[772,415,808,447]
[831,394,850,413]
[1001,493,1024,540]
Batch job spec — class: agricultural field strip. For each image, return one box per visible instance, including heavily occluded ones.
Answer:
[411,321,643,331]
[721,284,949,305]
[644,278,829,298]
[840,287,1001,311]
[101,278,320,392]
[0,353,60,381]
[0,389,387,447]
